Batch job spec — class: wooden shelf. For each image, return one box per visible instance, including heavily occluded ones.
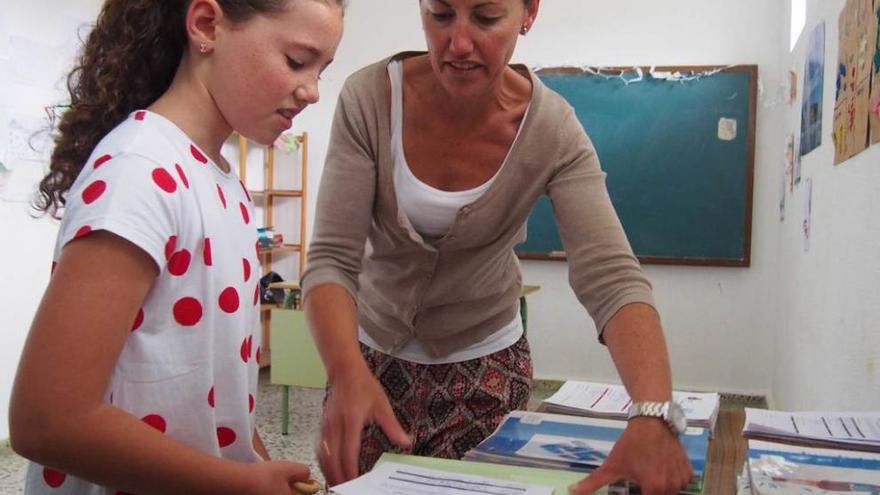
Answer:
[250,189,303,198]
[268,281,300,290]
[257,243,302,256]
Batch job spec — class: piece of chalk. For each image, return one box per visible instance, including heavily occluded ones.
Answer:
[292,479,320,494]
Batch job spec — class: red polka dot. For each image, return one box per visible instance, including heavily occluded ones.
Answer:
[254,284,260,306]
[239,202,250,224]
[75,225,92,239]
[141,414,167,433]
[43,467,66,488]
[152,168,177,193]
[51,261,57,275]
[191,144,208,164]
[240,335,252,363]
[208,386,215,408]
[219,287,240,313]
[173,297,203,326]
[242,258,251,282]
[165,236,177,260]
[167,249,192,277]
[93,154,112,169]
[217,184,227,209]
[175,163,189,189]
[131,308,144,331]
[203,238,213,266]
[134,110,146,121]
[217,427,236,448]
[81,180,106,205]
[240,180,252,202]
[248,394,255,413]
[256,346,262,365]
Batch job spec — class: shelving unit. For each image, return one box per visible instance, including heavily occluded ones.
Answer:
[235,133,308,367]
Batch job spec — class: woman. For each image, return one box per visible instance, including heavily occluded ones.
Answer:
[302,1,693,493]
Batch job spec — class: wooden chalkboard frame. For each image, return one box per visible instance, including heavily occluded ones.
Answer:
[517,65,757,267]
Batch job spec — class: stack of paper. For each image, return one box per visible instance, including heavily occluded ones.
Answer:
[329,461,555,495]
[540,380,721,436]
[742,409,880,453]
[745,439,880,494]
[463,410,709,494]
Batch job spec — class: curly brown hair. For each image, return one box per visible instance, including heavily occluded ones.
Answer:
[35,0,344,217]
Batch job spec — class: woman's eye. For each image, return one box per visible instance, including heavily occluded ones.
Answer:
[476,15,501,25]
[431,12,453,22]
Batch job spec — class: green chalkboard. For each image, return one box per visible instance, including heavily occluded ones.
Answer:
[516,65,757,266]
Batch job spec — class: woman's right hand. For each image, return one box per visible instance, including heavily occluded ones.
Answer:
[317,363,412,486]
[246,460,312,495]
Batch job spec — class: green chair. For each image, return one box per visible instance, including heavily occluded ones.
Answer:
[270,309,327,435]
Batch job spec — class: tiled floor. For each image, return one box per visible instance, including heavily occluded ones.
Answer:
[0,369,555,494]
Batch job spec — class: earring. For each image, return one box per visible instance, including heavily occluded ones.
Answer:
[520,25,530,35]
[199,42,209,54]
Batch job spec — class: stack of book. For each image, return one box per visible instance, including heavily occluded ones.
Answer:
[540,380,721,436]
[464,410,710,494]
[745,440,880,494]
[742,409,880,453]
[741,409,880,494]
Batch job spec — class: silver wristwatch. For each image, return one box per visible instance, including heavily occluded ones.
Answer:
[627,401,687,436]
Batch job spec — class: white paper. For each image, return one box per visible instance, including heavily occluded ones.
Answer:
[802,178,812,252]
[544,380,720,424]
[744,409,880,445]
[10,36,67,89]
[330,462,554,495]
[718,117,738,141]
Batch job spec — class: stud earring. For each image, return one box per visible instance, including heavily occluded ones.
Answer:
[199,42,209,54]
[520,25,530,35]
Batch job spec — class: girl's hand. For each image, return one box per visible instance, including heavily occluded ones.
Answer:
[246,460,312,495]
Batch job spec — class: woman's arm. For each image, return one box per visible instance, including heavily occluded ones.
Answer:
[10,232,309,495]
[569,303,693,495]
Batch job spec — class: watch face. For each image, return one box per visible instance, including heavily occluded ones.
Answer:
[667,402,687,434]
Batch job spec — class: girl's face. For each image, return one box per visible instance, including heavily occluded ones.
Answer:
[420,0,536,98]
[209,0,343,145]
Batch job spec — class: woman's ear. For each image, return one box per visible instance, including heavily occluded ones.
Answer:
[523,0,540,32]
[186,0,224,54]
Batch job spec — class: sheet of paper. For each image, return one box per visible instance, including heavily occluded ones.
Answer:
[745,409,880,444]
[544,380,719,422]
[330,462,555,495]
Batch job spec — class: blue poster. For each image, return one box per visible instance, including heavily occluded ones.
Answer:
[800,22,826,157]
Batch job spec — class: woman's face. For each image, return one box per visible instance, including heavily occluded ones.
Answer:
[420,0,536,98]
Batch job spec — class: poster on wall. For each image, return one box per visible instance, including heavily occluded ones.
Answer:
[800,22,826,157]
[802,178,813,253]
[832,0,877,164]
[870,0,880,145]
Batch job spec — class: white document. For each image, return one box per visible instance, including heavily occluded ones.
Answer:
[744,409,880,445]
[544,380,719,423]
[330,462,554,495]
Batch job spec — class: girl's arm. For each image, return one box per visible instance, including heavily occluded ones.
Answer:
[10,231,307,495]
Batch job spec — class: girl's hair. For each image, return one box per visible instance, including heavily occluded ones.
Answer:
[35,0,344,217]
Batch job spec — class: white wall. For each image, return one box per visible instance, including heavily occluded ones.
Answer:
[0,0,103,441]
[771,0,880,410]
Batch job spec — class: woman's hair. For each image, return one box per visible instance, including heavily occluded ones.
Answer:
[35,0,344,217]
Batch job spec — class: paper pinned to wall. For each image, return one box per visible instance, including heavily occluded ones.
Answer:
[10,36,67,90]
[717,117,738,141]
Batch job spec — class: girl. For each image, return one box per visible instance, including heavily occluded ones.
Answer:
[9,1,343,494]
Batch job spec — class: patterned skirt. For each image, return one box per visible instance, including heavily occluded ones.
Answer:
[353,336,533,474]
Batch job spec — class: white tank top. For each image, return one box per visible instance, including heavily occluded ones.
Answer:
[356,60,525,364]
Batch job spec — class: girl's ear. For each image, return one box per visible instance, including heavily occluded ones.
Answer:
[186,0,224,54]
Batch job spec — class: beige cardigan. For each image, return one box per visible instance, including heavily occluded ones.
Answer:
[302,53,655,358]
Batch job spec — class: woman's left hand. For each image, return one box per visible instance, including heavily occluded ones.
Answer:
[567,417,693,495]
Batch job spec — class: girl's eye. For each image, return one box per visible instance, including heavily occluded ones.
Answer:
[286,57,304,70]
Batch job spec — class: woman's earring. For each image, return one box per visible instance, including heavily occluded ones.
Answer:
[520,25,530,35]
[199,42,209,54]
